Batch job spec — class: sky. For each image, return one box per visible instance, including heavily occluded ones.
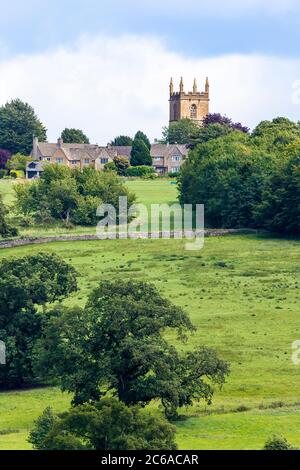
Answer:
[0,0,300,143]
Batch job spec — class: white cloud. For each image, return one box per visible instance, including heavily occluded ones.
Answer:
[0,34,299,144]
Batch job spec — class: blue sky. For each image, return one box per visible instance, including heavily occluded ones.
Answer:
[0,0,300,143]
[1,0,300,58]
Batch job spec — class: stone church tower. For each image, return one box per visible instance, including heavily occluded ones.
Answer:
[169,77,210,126]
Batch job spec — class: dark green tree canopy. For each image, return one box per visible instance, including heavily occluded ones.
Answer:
[134,131,151,150]
[254,154,300,234]
[29,399,177,450]
[111,135,133,146]
[61,128,90,144]
[0,99,47,154]
[178,118,300,234]
[0,252,78,389]
[35,280,229,418]
[131,139,152,166]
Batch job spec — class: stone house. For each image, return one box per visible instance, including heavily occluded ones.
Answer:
[151,143,188,175]
[27,137,189,178]
[27,137,132,178]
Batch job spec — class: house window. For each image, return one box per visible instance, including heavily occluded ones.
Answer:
[83,159,90,165]
[71,160,79,165]
[101,158,109,164]
[172,155,181,162]
[171,167,180,173]
[190,104,197,119]
[153,156,162,161]
[56,158,63,164]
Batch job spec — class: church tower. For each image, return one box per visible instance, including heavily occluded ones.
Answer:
[169,77,210,126]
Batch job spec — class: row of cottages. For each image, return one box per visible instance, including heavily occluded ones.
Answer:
[26,137,188,178]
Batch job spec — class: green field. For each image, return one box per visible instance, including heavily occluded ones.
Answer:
[0,180,18,205]
[0,233,300,450]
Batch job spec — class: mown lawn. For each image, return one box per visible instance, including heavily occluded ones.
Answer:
[0,234,300,449]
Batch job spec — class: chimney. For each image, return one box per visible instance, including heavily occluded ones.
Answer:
[32,136,38,160]
[57,137,63,147]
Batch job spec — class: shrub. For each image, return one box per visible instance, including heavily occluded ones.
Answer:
[29,398,177,450]
[0,170,7,179]
[126,166,155,177]
[14,165,136,226]
[263,436,296,450]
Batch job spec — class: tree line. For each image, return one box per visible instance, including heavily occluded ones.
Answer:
[177,115,300,235]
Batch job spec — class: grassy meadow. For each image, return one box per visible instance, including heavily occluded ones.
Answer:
[0,233,300,449]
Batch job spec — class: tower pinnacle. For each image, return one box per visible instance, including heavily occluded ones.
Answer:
[179,77,184,93]
[193,78,197,94]
[205,77,209,94]
[169,77,174,96]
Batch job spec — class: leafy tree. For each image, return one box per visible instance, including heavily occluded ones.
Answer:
[131,139,152,166]
[254,154,300,234]
[113,156,130,176]
[203,113,249,133]
[0,149,11,169]
[6,153,31,171]
[134,131,151,150]
[0,253,78,388]
[263,436,296,450]
[29,398,177,450]
[61,128,90,144]
[0,99,47,154]
[111,135,133,146]
[189,123,232,149]
[0,194,18,237]
[28,407,57,450]
[252,117,300,154]
[162,118,199,145]
[14,165,135,226]
[35,280,229,418]
[178,131,277,228]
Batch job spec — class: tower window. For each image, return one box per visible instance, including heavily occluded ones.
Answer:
[190,104,197,119]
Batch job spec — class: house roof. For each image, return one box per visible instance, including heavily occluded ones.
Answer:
[26,161,47,172]
[33,140,188,163]
[151,143,188,157]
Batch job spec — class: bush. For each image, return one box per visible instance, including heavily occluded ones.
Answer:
[10,170,24,179]
[126,166,155,177]
[167,172,179,178]
[263,436,296,450]
[0,169,7,179]
[14,165,136,226]
[29,398,177,450]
